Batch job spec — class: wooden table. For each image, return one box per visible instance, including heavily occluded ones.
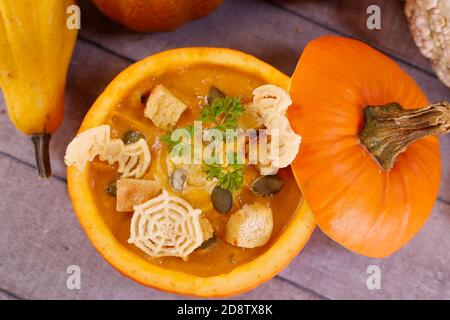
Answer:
[1,0,449,300]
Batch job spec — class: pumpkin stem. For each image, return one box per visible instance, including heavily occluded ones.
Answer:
[31,133,52,178]
[359,101,450,170]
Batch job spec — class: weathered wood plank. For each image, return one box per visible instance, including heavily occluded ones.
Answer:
[440,139,450,202]
[0,289,20,300]
[0,154,321,300]
[269,0,434,74]
[235,278,322,300]
[281,201,450,299]
[78,0,436,76]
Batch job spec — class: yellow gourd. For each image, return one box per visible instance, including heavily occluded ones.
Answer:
[0,0,78,177]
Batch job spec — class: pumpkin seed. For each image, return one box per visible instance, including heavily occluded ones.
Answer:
[106,180,117,197]
[211,186,233,214]
[206,86,225,105]
[122,130,145,145]
[250,175,284,197]
[170,169,187,191]
[199,235,217,249]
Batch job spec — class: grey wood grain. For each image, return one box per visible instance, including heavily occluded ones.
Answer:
[0,289,20,300]
[281,201,450,299]
[440,139,450,203]
[77,0,436,76]
[235,278,322,300]
[270,0,434,74]
[0,154,320,300]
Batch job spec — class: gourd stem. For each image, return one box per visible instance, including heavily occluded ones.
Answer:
[31,133,52,178]
[359,101,450,170]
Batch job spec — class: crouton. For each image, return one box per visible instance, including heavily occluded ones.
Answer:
[144,85,187,129]
[116,179,161,212]
[200,215,214,242]
[225,202,273,248]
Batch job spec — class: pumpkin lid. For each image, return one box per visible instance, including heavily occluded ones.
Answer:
[287,36,449,258]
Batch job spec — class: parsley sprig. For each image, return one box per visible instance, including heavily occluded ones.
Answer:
[160,125,195,152]
[204,153,244,192]
[161,95,246,192]
[200,97,245,191]
[205,164,244,192]
[160,133,179,151]
[200,97,245,134]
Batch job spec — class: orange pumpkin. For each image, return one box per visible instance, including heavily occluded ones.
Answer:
[288,36,449,258]
[67,47,316,297]
[92,0,223,32]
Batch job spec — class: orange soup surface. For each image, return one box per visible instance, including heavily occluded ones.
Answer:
[88,64,302,276]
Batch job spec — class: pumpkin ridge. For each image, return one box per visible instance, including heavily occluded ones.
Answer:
[306,145,371,215]
[363,173,402,254]
[324,153,385,244]
[402,141,441,194]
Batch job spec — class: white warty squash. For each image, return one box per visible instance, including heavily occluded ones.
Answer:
[405,0,450,87]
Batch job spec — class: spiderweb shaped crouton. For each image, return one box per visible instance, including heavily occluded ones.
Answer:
[128,190,203,258]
